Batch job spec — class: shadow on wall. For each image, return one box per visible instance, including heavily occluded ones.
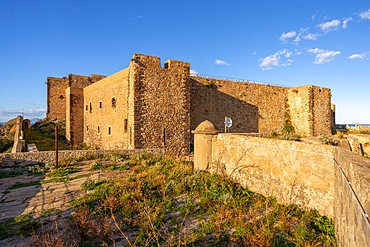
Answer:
[190,79,259,134]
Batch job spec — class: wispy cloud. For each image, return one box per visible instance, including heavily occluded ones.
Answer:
[348,52,367,60]
[342,17,353,28]
[308,48,341,64]
[259,49,295,70]
[302,33,319,41]
[318,19,341,32]
[129,15,143,20]
[279,31,296,42]
[215,59,230,66]
[359,8,370,20]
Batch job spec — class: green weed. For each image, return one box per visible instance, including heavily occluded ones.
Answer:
[0,214,39,240]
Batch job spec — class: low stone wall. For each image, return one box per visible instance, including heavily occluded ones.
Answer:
[210,134,335,217]
[0,149,164,166]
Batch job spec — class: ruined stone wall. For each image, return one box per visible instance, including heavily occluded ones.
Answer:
[46,74,105,121]
[83,69,130,149]
[129,54,190,156]
[210,134,335,217]
[11,116,26,153]
[190,77,287,135]
[66,88,84,146]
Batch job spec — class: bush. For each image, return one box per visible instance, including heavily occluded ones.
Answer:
[0,136,13,153]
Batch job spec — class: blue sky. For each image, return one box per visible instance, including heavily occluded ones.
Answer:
[0,0,369,124]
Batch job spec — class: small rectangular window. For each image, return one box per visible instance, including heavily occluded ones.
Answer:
[86,125,89,133]
[97,125,100,134]
[112,97,116,107]
[85,105,88,111]
[108,127,112,136]
[89,102,92,113]
[99,101,102,109]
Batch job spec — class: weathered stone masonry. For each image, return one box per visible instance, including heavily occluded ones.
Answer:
[46,53,333,156]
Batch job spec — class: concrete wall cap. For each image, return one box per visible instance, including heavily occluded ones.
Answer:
[192,120,219,134]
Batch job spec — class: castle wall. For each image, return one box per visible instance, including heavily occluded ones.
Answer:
[66,87,84,146]
[129,54,191,156]
[312,86,332,136]
[46,74,105,121]
[288,86,313,136]
[190,77,287,135]
[83,68,130,149]
[288,85,332,137]
[46,77,69,120]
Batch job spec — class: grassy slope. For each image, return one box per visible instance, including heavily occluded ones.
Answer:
[23,120,71,151]
[0,153,336,246]
[69,153,336,246]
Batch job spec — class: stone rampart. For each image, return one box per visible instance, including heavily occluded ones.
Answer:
[334,148,370,246]
[190,78,332,138]
[193,121,370,246]
[190,77,287,135]
[210,133,335,217]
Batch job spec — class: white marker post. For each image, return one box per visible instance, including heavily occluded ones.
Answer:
[224,117,232,133]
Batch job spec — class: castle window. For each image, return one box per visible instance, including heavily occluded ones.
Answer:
[99,101,102,109]
[164,62,169,69]
[97,125,100,134]
[86,125,89,133]
[59,95,64,99]
[85,105,88,111]
[112,97,116,107]
[108,127,112,136]
[124,119,128,133]
[89,102,92,113]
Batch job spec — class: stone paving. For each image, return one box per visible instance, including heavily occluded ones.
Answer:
[0,160,124,246]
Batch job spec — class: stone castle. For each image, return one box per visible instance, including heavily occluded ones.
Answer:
[46,53,334,156]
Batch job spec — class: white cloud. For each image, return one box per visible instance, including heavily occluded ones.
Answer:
[215,59,230,66]
[348,52,367,60]
[279,31,296,42]
[0,109,46,122]
[342,17,353,28]
[303,33,318,41]
[318,19,341,31]
[259,49,296,70]
[308,48,341,64]
[359,8,370,20]
[190,69,199,76]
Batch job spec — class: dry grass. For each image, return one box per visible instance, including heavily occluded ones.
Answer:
[1,153,336,246]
